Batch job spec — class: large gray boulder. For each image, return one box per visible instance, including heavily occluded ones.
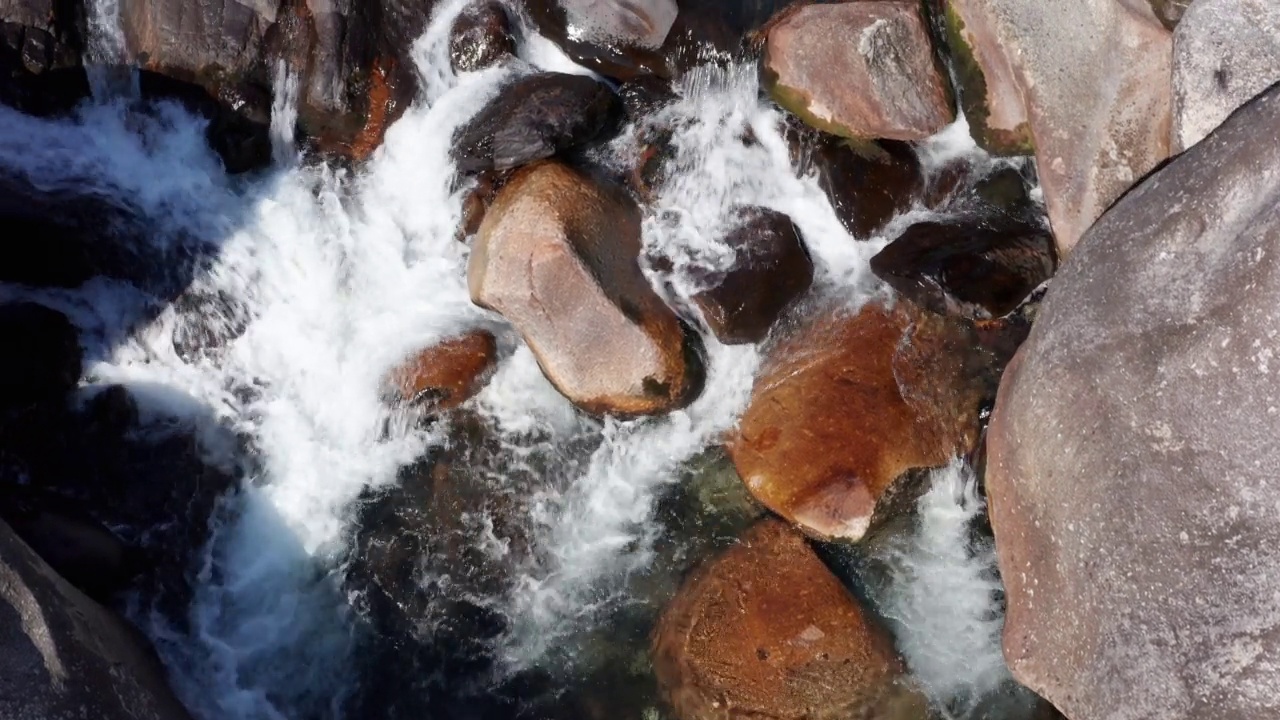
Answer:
[0,518,194,720]
[944,0,1172,256]
[987,83,1280,719]
[1173,0,1280,151]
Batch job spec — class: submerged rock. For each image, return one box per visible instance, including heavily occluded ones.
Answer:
[653,518,926,720]
[727,303,992,540]
[383,329,499,409]
[987,83,1280,720]
[1172,0,1280,151]
[871,216,1056,320]
[0,517,195,720]
[791,129,923,240]
[449,0,516,73]
[469,161,702,415]
[944,0,1172,254]
[452,73,622,173]
[691,207,813,344]
[764,1,953,141]
[0,302,81,409]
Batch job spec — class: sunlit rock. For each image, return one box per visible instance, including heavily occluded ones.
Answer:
[0,517,195,720]
[727,303,993,540]
[944,0,1172,255]
[451,72,622,173]
[449,0,515,73]
[689,207,813,345]
[469,160,702,415]
[871,215,1056,320]
[383,329,498,410]
[987,83,1280,720]
[1172,0,1280,151]
[652,518,927,720]
[764,1,953,141]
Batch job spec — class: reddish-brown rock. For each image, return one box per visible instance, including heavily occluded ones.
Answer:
[384,330,498,410]
[469,161,702,415]
[764,1,954,141]
[691,207,813,344]
[652,518,926,720]
[727,302,991,540]
[449,0,515,73]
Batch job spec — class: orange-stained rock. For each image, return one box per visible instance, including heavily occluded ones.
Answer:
[727,303,992,540]
[652,518,926,720]
[469,161,703,415]
[385,330,498,410]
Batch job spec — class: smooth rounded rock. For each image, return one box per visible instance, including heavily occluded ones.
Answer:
[384,329,499,409]
[449,0,515,73]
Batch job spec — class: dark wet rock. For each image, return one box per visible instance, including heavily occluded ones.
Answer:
[792,130,923,239]
[0,303,81,409]
[691,207,813,344]
[1172,0,1280,151]
[0,7,90,116]
[383,329,499,409]
[987,83,1280,720]
[727,302,994,540]
[763,0,953,141]
[470,160,703,415]
[652,518,928,720]
[452,73,622,173]
[170,286,253,362]
[457,171,500,242]
[871,215,1056,320]
[136,70,272,174]
[0,517,195,720]
[617,74,675,120]
[450,0,515,73]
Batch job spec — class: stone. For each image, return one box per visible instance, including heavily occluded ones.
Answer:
[1150,0,1191,29]
[519,0,678,80]
[764,1,953,141]
[871,215,1056,320]
[0,3,90,116]
[384,329,498,409]
[727,302,992,540]
[944,0,1172,255]
[791,128,923,239]
[451,72,622,173]
[986,83,1280,720]
[1173,0,1280,151]
[469,161,703,415]
[652,518,927,720]
[449,0,515,73]
[691,207,813,344]
[0,517,194,720]
[0,303,81,409]
[942,1,1032,154]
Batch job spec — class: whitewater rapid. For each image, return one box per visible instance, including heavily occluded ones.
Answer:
[0,0,1033,717]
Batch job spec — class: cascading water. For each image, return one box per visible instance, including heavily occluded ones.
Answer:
[0,1,1036,717]
[84,0,136,99]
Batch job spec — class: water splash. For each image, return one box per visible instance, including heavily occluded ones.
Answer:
[85,0,136,100]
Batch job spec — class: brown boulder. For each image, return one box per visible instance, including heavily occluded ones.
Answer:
[944,0,1172,255]
[449,0,515,74]
[764,1,953,141]
[469,161,702,415]
[790,128,923,239]
[727,302,991,540]
[691,207,813,345]
[870,215,1056,320]
[653,518,926,720]
[384,330,498,409]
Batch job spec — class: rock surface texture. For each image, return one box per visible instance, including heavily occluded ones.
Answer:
[987,84,1280,720]
[1173,0,1280,151]
[945,0,1173,255]
[727,303,990,540]
[764,1,953,141]
[0,518,194,720]
[469,161,701,415]
[652,518,924,720]
[385,330,498,409]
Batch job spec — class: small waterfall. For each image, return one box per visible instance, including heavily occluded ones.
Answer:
[85,0,137,100]
[270,62,300,166]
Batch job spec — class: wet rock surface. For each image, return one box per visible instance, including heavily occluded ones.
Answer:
[728,302,994,540]
[452,72,622,173]
[987,83,1280,720]
[791,129,923,240]
[690,207,812,344]
[449,0,515,73]
[764,1,953,141]
[1172,0,1280,151]
[0,517,195,720]
[653,518,927,720]
[384,329,499,409]
[469,160,703,416]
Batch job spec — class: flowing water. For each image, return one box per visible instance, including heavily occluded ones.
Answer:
[0,0,1038,717]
